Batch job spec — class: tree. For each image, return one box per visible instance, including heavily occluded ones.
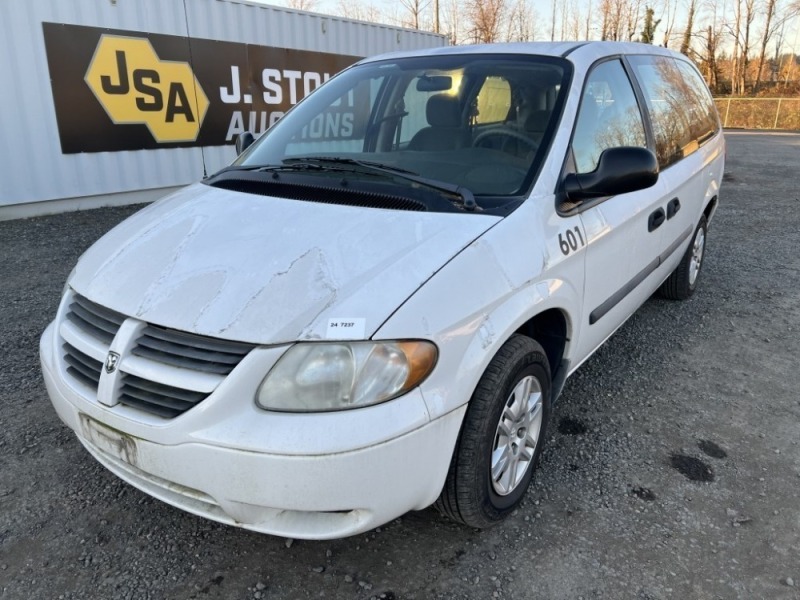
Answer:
[335,0,382,22]
[286,0,318,10]
[567,0,584,38]
[557,0,582,39]
[584,0,593,39]
[466,0,506,43]
[398,0,431,29]
[551,0,559,40]
[506,0,537,41]
[599,0,615,39]
[703,25,721,92]
[597,0,640,41]
[698,0,727,93]
[441,0,462,44]
[753,0,779,92]
[640,6,661,43]
[727,0,757,94]
[779,52,799,88]
[679,0,696,55]
[754,1,800,91]
[659,0,679,47]
[625,0,644,40]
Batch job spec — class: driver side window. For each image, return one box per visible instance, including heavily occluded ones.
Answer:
[572,60,647,174]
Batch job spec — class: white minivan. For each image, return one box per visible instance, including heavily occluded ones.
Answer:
[41,41,723,540]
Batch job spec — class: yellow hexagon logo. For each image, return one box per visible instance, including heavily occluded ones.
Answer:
[85,35,209,143]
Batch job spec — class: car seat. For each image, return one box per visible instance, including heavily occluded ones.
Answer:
[408,94,471,151]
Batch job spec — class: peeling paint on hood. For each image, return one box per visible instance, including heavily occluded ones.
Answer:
[70,184,500,344]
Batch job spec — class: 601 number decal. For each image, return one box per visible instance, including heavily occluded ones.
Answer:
[558,226,586,256]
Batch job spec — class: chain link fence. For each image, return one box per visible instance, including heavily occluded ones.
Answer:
[714,97,800,130]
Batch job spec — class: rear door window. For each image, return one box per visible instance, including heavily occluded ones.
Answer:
[628,55,696,169]
[673,59,720,144]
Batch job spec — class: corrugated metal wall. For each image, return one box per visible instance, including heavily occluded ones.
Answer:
[0,0,445,209]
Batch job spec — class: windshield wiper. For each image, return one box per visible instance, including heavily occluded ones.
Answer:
[215,162,346,175]
[283,157,478,211]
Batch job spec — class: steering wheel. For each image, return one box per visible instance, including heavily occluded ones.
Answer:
[473,126,540,154]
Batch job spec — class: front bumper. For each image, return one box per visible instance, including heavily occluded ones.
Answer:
[41,322,465,539]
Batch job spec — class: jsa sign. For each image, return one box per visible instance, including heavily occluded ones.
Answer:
[85,35,210,143]
[42,23,361,153]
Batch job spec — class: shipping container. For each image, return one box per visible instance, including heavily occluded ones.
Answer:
[0,0,446,219]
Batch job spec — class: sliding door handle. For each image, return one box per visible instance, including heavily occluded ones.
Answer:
[667,197,681,219]
[648,208,666,232]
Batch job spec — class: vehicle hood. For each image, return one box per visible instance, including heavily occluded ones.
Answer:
[70,184,500,344]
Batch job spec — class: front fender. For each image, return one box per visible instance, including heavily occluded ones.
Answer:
[373,203,583,420]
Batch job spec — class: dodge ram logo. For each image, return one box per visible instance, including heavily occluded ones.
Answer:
[105,351,120,374]
[85,35,210,143]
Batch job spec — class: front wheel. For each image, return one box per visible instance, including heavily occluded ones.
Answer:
[659,216,707,300]
[436,335,551,528]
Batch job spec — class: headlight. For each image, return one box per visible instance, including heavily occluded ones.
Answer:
[256,340,437,412]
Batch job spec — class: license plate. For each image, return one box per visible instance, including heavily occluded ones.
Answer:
[79,414,138,465]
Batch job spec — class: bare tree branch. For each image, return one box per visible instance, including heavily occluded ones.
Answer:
[466,0,507,43]
[285,0,318,10]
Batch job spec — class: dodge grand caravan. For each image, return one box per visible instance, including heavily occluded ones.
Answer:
[41,41,724,539]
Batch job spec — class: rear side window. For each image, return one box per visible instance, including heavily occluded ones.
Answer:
[673,60,720,143]
[572,60,647,174]
[628,55,718,169]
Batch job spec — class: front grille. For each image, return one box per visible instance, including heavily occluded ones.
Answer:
[63,342,103,390]
[66,294,125,344]
[119,374,208,419]
[132,325,254,375]
[59,293,255,419]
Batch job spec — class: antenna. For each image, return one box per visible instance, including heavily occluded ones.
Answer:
[182,0,208,178]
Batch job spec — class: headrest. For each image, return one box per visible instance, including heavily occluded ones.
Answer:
[426,94,461,128]
[524,110,552,133]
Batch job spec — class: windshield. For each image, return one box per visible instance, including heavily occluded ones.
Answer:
[232,54,571,206]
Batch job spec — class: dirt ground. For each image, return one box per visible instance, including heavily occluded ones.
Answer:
[1,132,799,600]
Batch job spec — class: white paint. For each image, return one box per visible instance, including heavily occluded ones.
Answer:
[40,41,726,539]
[69,184,500,345]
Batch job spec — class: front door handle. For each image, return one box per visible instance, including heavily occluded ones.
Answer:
[667,197,681,219]
[648,208,666,232]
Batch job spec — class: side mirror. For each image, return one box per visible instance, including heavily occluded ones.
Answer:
[563,147,658,201]
[235,131,255,155]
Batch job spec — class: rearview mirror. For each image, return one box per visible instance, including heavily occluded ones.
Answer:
[563,147,658,201]
[417,75,453,92]
[235,131,255,155]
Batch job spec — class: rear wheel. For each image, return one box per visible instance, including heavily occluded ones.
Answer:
[659,216,707,300]
[436,335,551,528]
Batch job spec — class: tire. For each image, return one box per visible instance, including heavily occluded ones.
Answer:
[435,334,551,528]
[658,216,707,301]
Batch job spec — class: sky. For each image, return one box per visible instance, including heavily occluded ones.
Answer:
[251,0,800,57]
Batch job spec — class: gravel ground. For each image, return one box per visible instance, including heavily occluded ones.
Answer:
[1,132,799,600]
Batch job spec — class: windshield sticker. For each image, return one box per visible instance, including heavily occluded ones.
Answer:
[326,318,366,339]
